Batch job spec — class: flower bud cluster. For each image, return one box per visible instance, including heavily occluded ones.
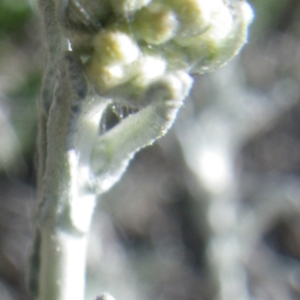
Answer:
[64,0,253,102]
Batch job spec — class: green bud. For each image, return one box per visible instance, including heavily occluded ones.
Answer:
[161,0,214,37]
[85,31,140,91]
[91,31,140,64]
[172,1,254,73]
[132,3,178,45]
[63,0,253,99]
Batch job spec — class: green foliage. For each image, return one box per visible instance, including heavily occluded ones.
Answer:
[0,1,32,36]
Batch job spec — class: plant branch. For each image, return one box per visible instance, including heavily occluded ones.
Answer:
[36,0,65,192]
[90,72,193,193]
[35,52,91,300]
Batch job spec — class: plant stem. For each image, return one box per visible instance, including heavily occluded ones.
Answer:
[35,51,93,300]
[38,226,89,300]
[37,0,64,193]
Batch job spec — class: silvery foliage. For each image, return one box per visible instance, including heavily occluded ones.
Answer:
[31,0,252,299]
[50,0,253,195]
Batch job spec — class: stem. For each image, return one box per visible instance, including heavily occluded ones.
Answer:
[38,227,89,300]
[36,52,93,300]
[28,0,65,295]
[37,0,64,193]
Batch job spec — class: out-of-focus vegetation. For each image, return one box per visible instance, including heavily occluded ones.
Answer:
[0,1,40,299]
[0,0,41,176]
[1,0,300,299]
[0,1,31,36]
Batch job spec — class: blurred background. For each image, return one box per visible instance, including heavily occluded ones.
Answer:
[1,0,300,299]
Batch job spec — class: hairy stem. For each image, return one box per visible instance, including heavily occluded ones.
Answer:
[35,52,92,300]
[38,227,89,300]
[37,0,63,193]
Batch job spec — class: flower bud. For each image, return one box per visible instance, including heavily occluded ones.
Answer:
[85,31,140,91]
[63,0,253,100]
[132,3,178,45]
